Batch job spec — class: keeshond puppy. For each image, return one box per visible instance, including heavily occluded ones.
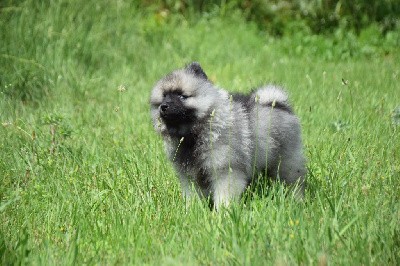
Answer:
[150,62,306,209]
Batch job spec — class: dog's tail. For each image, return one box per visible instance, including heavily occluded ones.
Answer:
[254,85,293,113]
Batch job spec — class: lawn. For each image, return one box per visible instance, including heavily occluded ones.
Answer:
[1,1,399,265]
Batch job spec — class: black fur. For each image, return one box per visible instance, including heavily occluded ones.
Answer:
[231,92,293,114]
[231,92,253,112]
[186,62,208,80]
[265,101,293,113]
[160,92,196,125]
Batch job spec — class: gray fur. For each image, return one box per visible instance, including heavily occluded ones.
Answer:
[150,62,306,209]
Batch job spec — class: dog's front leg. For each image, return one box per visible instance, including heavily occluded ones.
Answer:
[179,174,208,207]
[211,169,248,210]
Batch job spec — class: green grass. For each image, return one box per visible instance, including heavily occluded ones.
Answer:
[1,1,399,265]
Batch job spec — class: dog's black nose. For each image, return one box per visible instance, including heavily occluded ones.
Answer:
[160,103,168,113]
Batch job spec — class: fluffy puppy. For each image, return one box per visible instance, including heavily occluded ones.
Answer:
[150,62,306,209]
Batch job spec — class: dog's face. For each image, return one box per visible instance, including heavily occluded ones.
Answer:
[150,62,218,137]
[158,89,196,125]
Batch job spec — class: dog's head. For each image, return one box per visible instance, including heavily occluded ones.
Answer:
[150,62,219,137]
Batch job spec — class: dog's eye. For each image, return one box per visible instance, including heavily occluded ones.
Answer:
[178,94,189,100]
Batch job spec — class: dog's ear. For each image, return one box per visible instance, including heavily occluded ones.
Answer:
[185,62,208,80]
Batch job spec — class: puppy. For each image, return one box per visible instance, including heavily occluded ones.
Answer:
[150,62,306,209]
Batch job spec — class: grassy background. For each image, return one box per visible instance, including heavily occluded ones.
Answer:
[1,0,399,264]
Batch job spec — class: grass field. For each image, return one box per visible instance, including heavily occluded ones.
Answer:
[1,1,399,265]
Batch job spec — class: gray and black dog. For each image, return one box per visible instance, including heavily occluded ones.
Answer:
[150,62,306,209]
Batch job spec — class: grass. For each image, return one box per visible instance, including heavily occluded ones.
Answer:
[1,1,399,265]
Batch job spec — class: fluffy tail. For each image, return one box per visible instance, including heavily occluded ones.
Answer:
[254,85,293,113]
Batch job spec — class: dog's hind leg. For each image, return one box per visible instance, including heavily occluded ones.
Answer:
[277,148,306,200]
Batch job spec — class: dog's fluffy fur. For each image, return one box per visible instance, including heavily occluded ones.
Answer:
[150,62,306,209]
